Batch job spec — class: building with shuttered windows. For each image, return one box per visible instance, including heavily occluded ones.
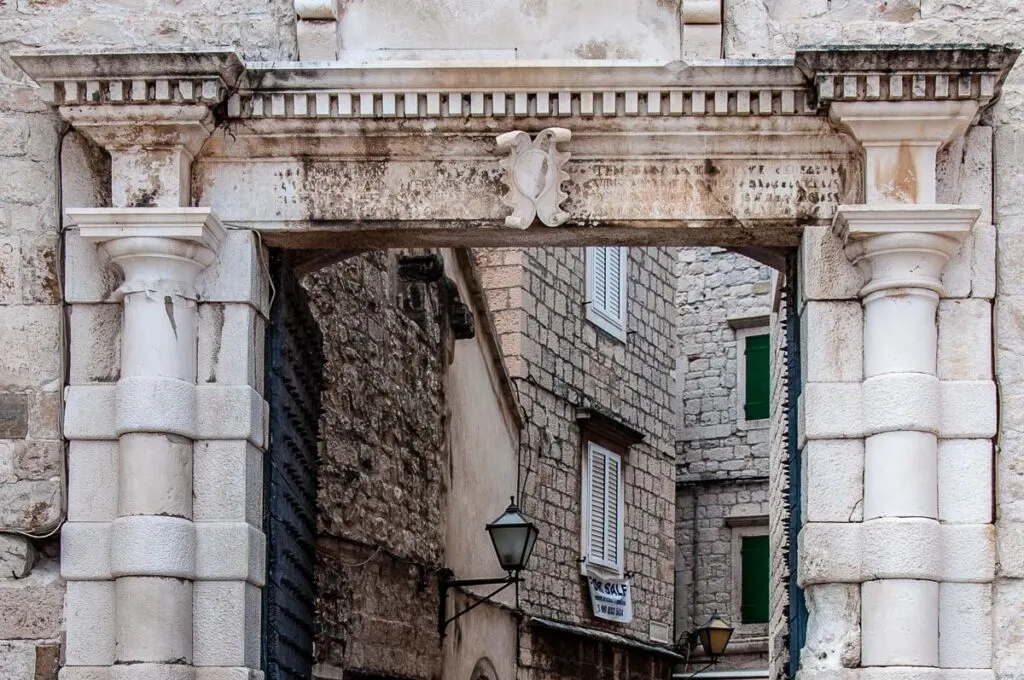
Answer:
[675,247,776,677]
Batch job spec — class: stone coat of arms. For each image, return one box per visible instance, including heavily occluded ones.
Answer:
[496,127,572,229]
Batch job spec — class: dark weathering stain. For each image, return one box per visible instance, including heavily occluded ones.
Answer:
[164,296,178,338]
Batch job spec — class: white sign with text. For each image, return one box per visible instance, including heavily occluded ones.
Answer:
[587,575,633,623]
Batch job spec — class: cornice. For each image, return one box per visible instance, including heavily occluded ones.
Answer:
[10,50,244,107]
[11,45,1018,121]
[795,44,1020,107]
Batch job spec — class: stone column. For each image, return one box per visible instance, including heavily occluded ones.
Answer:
[837,207,981,672]
[85,211,224,680]
[799,92,998,680]
[58,79,268,680]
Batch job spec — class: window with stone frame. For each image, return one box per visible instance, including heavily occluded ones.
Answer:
[585,246,628,341]
[728,518,771,630]
[731,318,771,427]
[583,441,623,572]
[576,409,644,578]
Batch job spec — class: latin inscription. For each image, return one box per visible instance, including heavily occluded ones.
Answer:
[567,159,852,221]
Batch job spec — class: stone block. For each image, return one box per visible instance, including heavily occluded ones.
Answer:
[995,296,1024,394]
[109,516,195,579]
[997,522,1024,577]
[115,576,192,664]
[197,230,269,316]
[20,233,59,305]
[939,380,998,439]
[996,219,1024,296]
[994,124,1024,223]
[862,373,940,436]
[296,20,338,61]
[0,559,63,639]
[681,23,722,59]
[193,440,263,526]
[798,523,861,586]
[0,641,37,680]
[940,582,992,668]
[0,234,20,305]
[194,522,266,585]
[0,305,60,390]
[0,534,36,579]
[862,518,941,580]
[862,579,939,667]
[972,222,996,299]
[939,439,992,524]
[802,439,864,523]
[800,382,863,442]
[194,670,263,680]
[801,583,860,669]
[0,479,62,532]
[993,579,1024,674]
[28,389,60,440]
[195,386,267,447]
[943,523,995,583]
[69,304,122,385]
[0,393,30,438]
[59,669,112,680]
[64,232,120,304]
[118,433,192,518]
[109,666,193,680]
[800,301,863,383]
[9,439,60,481]
[60,522,112,581]
[198,304,265,391]
[799,226,863,303]
[64,385,116,440]
[115,377,197,439]
[938,299,992,381]
[68,441,117,522]
[65,581,115,666]
[193,581,261,668]
[864,431,937,521]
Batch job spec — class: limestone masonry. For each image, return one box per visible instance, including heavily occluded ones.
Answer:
[0,2,1022,680]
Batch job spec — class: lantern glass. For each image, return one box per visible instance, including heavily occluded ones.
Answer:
[696,613,734,659]
[486,499,539,573]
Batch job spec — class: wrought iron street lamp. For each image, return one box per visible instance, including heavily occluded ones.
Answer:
[438,498,539,638]
[678,613,735,678]
[695,613,734,660]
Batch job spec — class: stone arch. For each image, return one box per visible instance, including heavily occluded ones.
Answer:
[470,656,499,680]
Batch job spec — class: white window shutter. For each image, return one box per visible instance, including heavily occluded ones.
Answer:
[606,455,620,566]
[585,442,623,571]
[589,446,607,562]
[586,247,628,340]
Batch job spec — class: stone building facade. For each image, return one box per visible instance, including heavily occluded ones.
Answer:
[304,248,522,680]
[675,248,775,673]
[475,246,680,678]
[0,3,1022,680]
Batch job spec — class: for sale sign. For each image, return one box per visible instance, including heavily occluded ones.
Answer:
[587,575,633,623]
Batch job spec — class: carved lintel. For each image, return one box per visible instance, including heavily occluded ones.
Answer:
[497,128,571,229]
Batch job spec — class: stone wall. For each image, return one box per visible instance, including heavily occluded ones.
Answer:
[304,251,448,680]
[674,248,773,669]
[0,3,298,678]
[474,246,677,656]
[719,4,1022,680]
[519,625,677,680]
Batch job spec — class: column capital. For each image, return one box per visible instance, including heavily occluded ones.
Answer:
[833,204,980,298]
[796,44,1019,205]
[67,207,226,299]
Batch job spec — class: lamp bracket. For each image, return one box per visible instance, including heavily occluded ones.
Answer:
[438,569,523,639]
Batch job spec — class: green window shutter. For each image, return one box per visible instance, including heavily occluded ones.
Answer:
[744,334,771,421]
[741,535,770,624]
